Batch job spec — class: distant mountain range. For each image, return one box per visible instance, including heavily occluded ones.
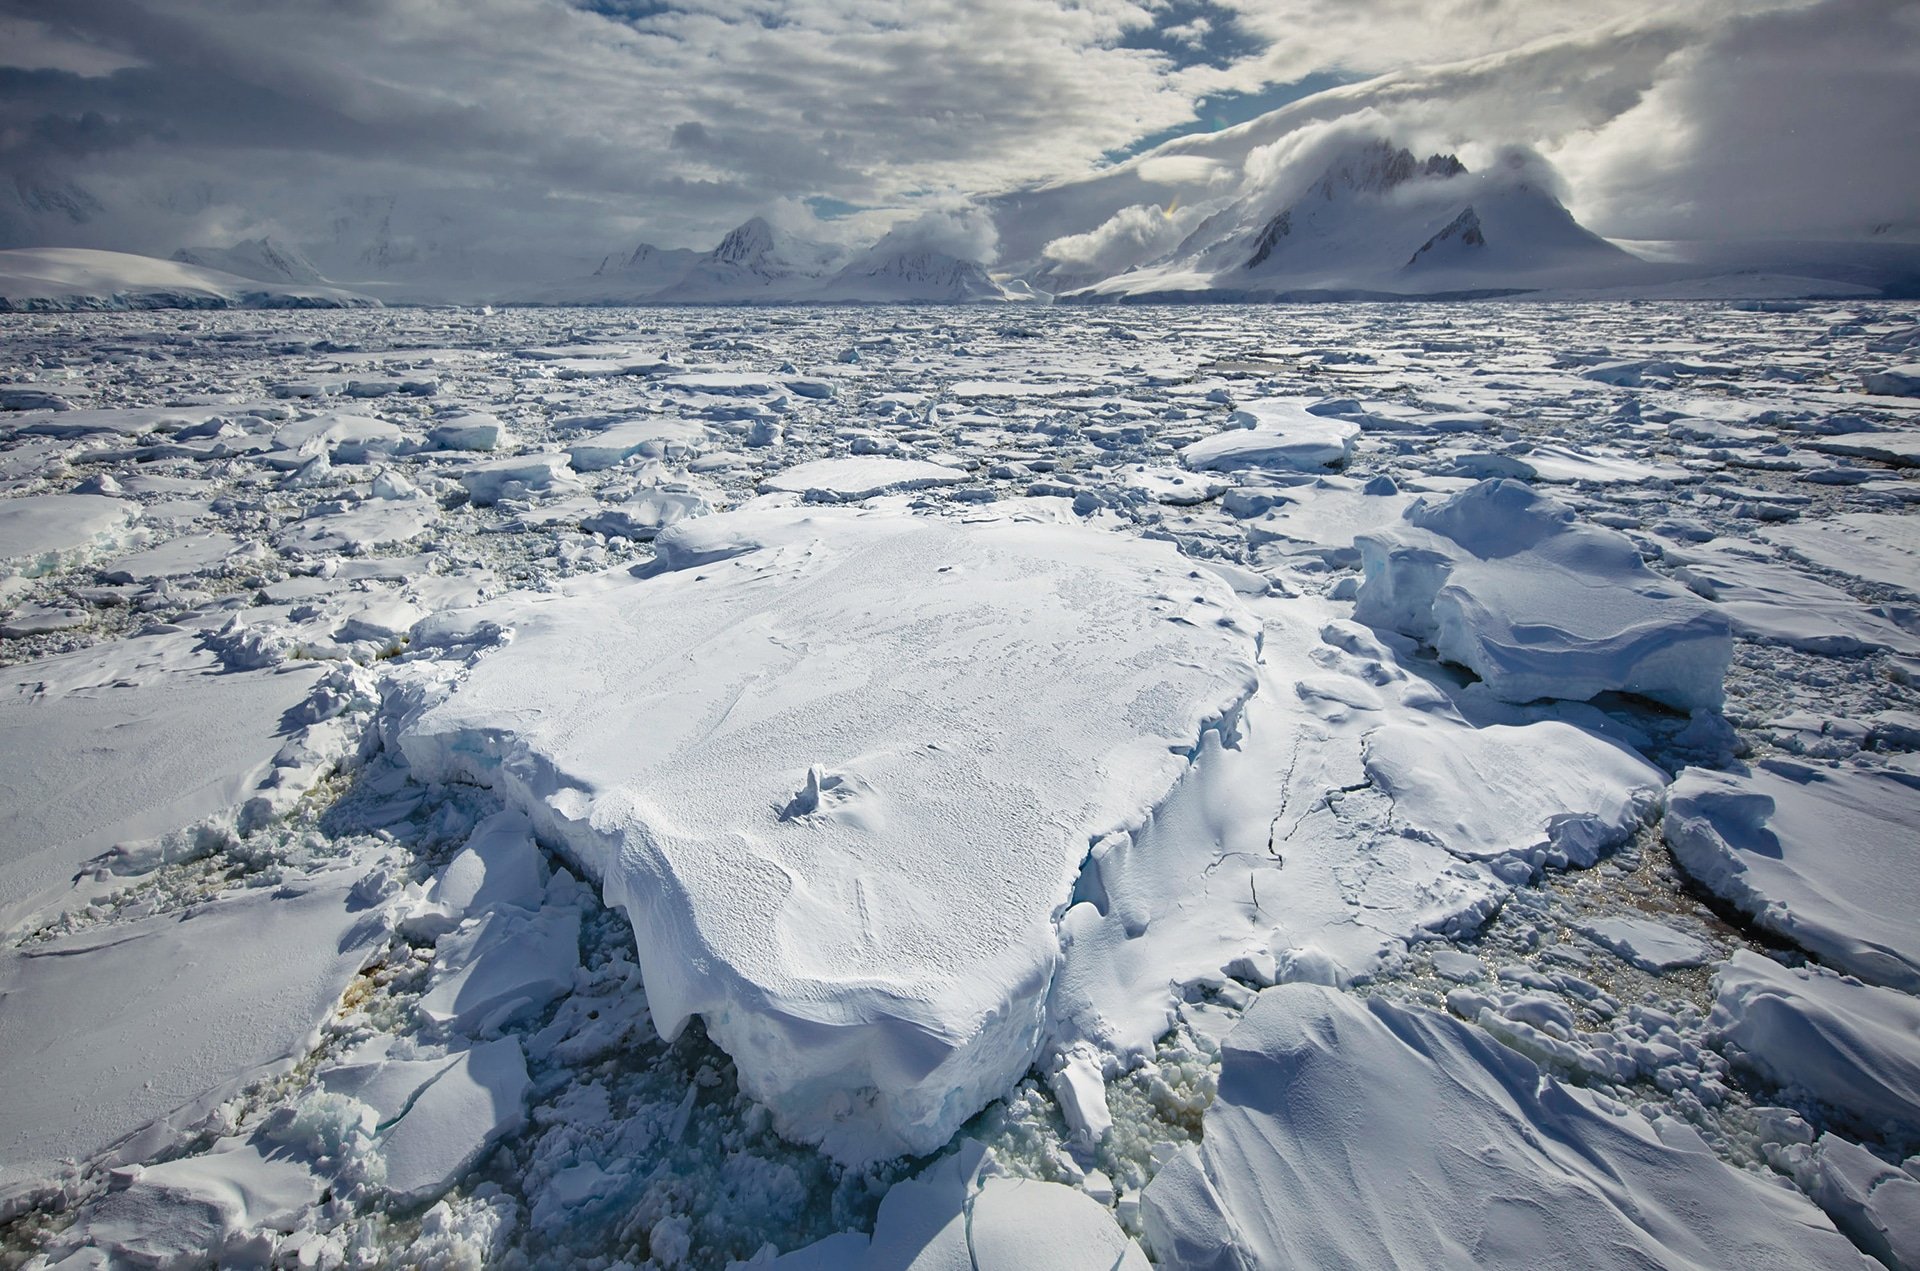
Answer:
[5,113,1917,308]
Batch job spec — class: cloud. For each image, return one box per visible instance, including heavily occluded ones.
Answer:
[1041,201,1196,275]
[867,206,1001,264]
[1551,0,1920,238]
[0,0,1909,268]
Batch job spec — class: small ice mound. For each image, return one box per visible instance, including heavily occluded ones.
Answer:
[1354,479,1732,711]
[1713,951,1920,1137]
[1142,983,1865,1270]
[1362,717,1665,875]
[1862,365,1920,397]
[396,507,1261,1163]
[758,456,969,502]
[458,453,582,507]
[0,493,141,577]
[1180,397,1360,472]
[267,412,404,467]
[579,486,711,541]
[563,419,706,470]
[427,412,511,452]
[1668,761,1920,992]
[758,1142,1147,1270]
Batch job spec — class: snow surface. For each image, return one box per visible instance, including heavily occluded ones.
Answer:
[397,507,1261,1161]
[1668,760,1920,991]
[3,301,1918,1268]
[1142,983,1868,1269]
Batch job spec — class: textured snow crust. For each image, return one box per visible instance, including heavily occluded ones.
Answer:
[1141,983,1869,1270]
[397,507,1261,1161]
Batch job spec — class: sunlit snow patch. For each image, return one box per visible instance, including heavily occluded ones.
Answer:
[394,507,1260,1162]
[1143,983,1866,1269]
[1356,479,1732,710]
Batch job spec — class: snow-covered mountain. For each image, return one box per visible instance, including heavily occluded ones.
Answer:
[648,217,845,304]
[171,237,328,285]
[517,242,703,305]
[0,248,376,310]
[813,244,1009,303]
[1074,139,1634,300]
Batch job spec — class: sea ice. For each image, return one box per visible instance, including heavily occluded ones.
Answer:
[758,456,970,502]
[1355,479,1733,710]
[1142,983,1867,1269]
[0,493,141,576]
[1180,397,1360,472]
[1714,951,1920,1136]
[0,866,382,1212]
[1763,513,1920,596]
[396,506,1260,1161]
[1667,760,1920,991]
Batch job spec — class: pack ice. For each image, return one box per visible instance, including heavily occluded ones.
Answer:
[395,506,1260,1161]
[1356,479,1733,710]
[1144,983,1869,1270]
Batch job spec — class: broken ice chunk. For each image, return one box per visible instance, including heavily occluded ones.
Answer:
[1355,479,1732,710]
[1667,761,1920,991]
[377,1039,531,1203]
[1143,983,1865,1269]
[1181,397,1359,472]
[1576,915,1711,971]
[416,906,580,1033]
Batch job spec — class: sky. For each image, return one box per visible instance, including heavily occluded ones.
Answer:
[0,0,1915,276]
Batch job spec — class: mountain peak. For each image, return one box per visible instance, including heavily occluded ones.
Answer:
[1305,139,1469,203]
[711,217,777,267]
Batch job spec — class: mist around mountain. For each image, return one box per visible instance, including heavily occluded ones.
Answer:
[4,106,1915,308]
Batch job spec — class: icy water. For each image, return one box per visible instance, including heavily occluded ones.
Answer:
[1,303,1917,1269]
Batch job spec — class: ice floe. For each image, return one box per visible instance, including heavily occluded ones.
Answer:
[1668,761,1920,991]
[396,506,1260,1161]
[1355,479,1733,710]
[1142,983,1868,1269]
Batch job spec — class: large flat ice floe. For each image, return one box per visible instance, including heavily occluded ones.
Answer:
[1356,479,1733,710]
[1667,760,1920,991]
[395,507,1261,1161]
[1143,983,1869,1270]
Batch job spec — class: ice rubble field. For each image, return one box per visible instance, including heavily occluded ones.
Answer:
[0,303,1917,1270]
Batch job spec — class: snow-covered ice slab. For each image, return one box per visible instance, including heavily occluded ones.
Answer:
[1363,718,1664,871]
[1143,983,1866,1270]
[1714,951,1920,1136]
[0,638,325,926]
[1355,479,1732,710]
[1668,761,1920,992]
[1575,915,1711,971]
[1763,513,1920,597]
[758,456,969,502]
[1668,541,1920,657]
[1181,398,1359,472]
[0,493,140,576]
[0,866,381,1211]
[762,1142,1147,1270]
[396,508,1260,1161]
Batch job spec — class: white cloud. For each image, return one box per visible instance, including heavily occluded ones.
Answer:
[0,0,1910,263]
